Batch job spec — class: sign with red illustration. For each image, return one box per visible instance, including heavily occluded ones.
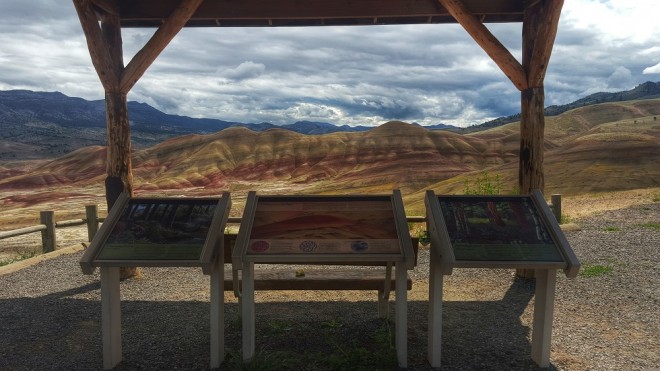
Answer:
[247,198,400,255]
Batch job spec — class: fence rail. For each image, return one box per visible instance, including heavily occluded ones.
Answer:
[0,225,47,239]
[0,205,102,254]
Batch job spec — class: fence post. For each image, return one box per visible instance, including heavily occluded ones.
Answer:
[550,194,562,224]
[40,211,56,253]
[86,204,99,241]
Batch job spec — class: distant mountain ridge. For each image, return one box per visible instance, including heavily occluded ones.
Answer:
[468,81,660,131]
[1,81,658,159]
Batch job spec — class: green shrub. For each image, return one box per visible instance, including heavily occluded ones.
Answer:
[464,172,502,195]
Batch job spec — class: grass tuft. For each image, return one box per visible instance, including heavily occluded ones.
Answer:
[0,250,39,267]
[639,222,660,231]
[580,264,614,277]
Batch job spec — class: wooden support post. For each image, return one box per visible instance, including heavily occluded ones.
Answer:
[105,93,133,210]
[105,91,133,207]
[40,211,56,253]
[519,86,545,194]
[86,204,99,241]
[100,12,130,208]
[518,0,563,194]
[551,194,562,224]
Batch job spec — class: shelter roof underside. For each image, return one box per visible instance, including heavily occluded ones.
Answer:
[98,0,526,27]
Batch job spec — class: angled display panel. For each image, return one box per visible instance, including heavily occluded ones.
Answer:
[233,190,414,268]
[425,190,580,276]
[80,193,231,274]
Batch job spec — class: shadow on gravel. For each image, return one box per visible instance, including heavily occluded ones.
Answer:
[0,278,558,370]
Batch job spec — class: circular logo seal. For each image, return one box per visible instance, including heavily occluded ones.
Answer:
[299,240,318,252]
[351,240,369,252]
[250,240,270,253]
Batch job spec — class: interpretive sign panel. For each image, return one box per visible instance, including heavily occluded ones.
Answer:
[438,195,562,261]
[233,191,414,267]
[425,189,581,369]
[425,190,579,276]
[80,193,230,274]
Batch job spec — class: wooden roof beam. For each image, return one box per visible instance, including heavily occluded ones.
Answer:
[436,0,528,91]
[119,0,204,93]
[114,0,524,27]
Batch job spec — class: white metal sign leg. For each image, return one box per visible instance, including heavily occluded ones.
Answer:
[241,262,256,361]
[427,245,444,368]
[210,259,224,368]
[531,269,557,367]
[395,262,408,368]
[100,267,122,369]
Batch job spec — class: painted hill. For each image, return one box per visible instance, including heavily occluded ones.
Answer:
[1,98,659,207]
[0,121,508,196]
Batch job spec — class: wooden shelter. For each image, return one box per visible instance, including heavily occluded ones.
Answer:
[72,0,565,366]
[72,0,562,207]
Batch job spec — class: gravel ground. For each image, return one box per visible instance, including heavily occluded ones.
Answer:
[0,202,658,370]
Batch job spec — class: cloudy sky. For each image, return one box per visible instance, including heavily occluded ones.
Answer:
[0,1,659,128]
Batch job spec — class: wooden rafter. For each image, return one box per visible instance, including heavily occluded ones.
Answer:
[120,0,205,92]
[436,0,528,91]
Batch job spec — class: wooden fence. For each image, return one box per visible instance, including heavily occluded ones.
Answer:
[0,205,103,253]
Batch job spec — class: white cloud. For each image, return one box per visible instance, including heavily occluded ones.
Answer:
[607,67,633,89]
[561,0,660,45]
[223,61,266,81]
[643,63,660,74]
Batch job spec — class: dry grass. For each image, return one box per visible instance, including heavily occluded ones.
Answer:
[561,187,660,220]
